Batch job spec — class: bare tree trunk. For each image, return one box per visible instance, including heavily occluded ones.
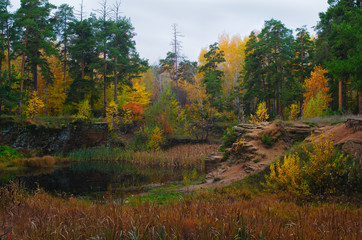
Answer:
[338,80,343,110]
[32,60,38,91]
[6,15,10,74]
[45,83,48,116]
[359,91,362,115]
[114,57,118,104]
[63,15,68,93]
[104,53,107,113]
[18,25,29,116]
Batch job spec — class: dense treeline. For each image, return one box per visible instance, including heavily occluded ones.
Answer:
[0,0,360,143]
[0,0,148,116]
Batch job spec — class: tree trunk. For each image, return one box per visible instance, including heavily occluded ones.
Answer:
[18,25,29,116]
[114,57,118,104]
[6,16,10,74]
[32,61,38,91]
[338,80,342,110]
[359,91,362,115]
[104,52,107,113]
[63,16,68,94]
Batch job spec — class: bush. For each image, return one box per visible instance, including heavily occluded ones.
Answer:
[219,127,237,151]
[21,156,56,167]
[249,102,269,124]
[73,100,92,122]
[262,134,275,147]
[264,134,359,200]
[0,146,22,163]
[26,91,45,120]
[106,101,119,131]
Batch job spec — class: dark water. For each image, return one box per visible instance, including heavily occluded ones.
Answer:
[0,161,194,199]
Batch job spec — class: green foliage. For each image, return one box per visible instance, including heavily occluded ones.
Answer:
[0,69,21,114]
[145,88,187,136]
[261,134,275,147]
[0,146,22,163]
[315,0,361,112]
[303,91,327,119]
[243,19,297,116]
[219,127,237,151]
[198,42,225,108]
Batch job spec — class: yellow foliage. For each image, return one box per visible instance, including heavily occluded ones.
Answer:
[73,100,91,122]
[106,101,119,131]
[249,102,269,124]
[129,82,151,108]
[147,126,164,151]
[47,84,67,116]
[265,154,310,198]
[265,133,350,199]
[36,55,72,116]
[302,134,348,190]
[283,103,300,121]
[26,91,45,120]
[303,66,331,110]
[218,33,247,97]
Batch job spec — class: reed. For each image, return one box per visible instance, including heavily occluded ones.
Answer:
[15,156,71,167]
[1,182,361,239]
[68,144,219,170]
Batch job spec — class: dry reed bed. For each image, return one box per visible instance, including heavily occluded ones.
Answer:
[126,144,219,169]
[1,185,361,239]
[69,144,219,170]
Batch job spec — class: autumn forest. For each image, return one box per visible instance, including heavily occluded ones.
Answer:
[0,0,361,239]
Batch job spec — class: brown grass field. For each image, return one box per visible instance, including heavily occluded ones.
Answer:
[1,182,361,240]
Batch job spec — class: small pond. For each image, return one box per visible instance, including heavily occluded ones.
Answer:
[0,161,200,199]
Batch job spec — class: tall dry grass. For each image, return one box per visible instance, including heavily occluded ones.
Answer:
[69,144,219,170]
[15,156,71,167]
[1,183,361,239]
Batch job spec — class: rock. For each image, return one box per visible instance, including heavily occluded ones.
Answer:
[341,139,362,161]
[0,120,109,155]
[204,152,224,172]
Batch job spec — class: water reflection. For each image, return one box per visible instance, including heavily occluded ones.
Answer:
[0,161,195,198]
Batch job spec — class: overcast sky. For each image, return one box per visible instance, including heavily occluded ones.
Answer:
[10,0,329,65]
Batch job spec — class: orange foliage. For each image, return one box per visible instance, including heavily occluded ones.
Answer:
[122,102,143,120]
[157,114,173,134]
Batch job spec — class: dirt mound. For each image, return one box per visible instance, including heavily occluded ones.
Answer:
[187,120,362,190]
[308,121,362,160]
[198,121,315,188]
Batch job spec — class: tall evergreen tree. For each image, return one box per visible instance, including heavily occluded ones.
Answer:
[54,4,75,93]
[315,0,361,113]
[293,26,315,84]
[198,42,225,109]
[243,20,298,116]
[67,16,99,106]
[243,31,265,114]
[13,0,57,115]
[14,0,57,91]
[0,0,11,71]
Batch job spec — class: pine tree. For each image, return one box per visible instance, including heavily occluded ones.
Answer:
[315,0,361,113]
[198,42,225,109]
[54,4,75,94]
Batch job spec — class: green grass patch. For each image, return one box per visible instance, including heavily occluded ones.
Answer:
[126,191,185,205]
[262,134,275,147]
[0,146,22,168]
